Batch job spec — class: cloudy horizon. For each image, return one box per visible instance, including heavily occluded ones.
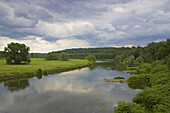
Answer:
[0,0,170,53]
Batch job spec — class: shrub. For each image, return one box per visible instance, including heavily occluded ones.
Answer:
[114,76,125,79]
[86,55,96,64]
[114,101,145,113]
[45,52,59,60]
[59,52,69,61]
[151,64,168,74]
[37,68,42,76]
[127,74,151,85]
[132,84,170,112]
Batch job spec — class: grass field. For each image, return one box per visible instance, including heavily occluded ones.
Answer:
[0,58,89,78]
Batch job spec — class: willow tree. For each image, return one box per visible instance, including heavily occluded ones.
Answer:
[4,42,31,64]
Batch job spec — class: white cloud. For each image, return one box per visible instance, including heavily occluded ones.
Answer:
[120,25,129,30]
[124,45,135,48]
[134,25,141,29]
[35,20,95,38]
[0,36,89,53]
[114,7,125,13]
[98,31,127,39]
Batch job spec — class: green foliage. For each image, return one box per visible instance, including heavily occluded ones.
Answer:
[114,101,145,113]
[30,53,45,58]
[129,55,135,66]
[45,52,59,60]
[151,64,167,74]
[167,54,170,69]
[133,84,170,112]
[136,56,144,63]
[37,68,42,76]
[0,51,5,59]
[127,74,151,85]
[133,88,162,111]
[112,39,170,113]
[59,52,69,61]
[127,68,170,113]
[137,63,151,73]
[114,76,125,79]
[86,54,96,63]
[4,42,31,64]
[150,71,170,86]
[114,54,125,64]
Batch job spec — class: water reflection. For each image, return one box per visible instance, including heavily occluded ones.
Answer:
[0,62,139,113]
[4,79,29,92]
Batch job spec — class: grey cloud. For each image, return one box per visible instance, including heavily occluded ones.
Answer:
[0,0,170,51]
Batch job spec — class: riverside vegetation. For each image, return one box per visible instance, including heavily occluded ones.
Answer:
[0,42,92,80]
[113,39,170,113]
[0,39,170,112]
[0,58,90,80]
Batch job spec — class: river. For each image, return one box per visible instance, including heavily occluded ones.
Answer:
[0,62,139,113]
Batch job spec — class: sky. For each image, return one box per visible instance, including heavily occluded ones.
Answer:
[0,0,170,53]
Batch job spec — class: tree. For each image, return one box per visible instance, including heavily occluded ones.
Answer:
[0,52,5,59]
[59,52,69,61]
[4,42,31,64]
[86,54,96,64]
[129,55,135,66]
[45,52,59,60]
[167,54,170,70]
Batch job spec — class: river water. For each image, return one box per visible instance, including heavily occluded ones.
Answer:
[0,62,139,113]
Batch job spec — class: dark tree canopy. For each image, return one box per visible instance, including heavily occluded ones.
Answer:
[4,42,31,64]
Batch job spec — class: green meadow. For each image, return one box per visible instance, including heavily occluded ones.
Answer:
[0,58,89,78]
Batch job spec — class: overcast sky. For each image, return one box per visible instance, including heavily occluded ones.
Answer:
[0,0,170,52]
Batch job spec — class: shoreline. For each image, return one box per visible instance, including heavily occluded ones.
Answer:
[0,64,90,81]
[0,58,91,81]
[104,79,127,83]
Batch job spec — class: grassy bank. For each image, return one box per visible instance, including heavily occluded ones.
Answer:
[0,58,90,80]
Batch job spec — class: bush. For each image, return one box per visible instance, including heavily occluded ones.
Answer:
[114,101,145,113]
[151,62,168,74]
[43,70,48,76]
[150,71,170,86]
[86,55,96,64]
[114,76,125,79]
[45,52,59,60]
[59,52,69,61]
[132,84,170,112]
[138,63,151,73]
[127,74,151,85]
[37,68,42,76]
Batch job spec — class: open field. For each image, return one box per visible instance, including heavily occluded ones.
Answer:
[0,58,89,79]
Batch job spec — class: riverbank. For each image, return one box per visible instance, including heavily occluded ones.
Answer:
[104,79,127,83]
[0,58,90,81]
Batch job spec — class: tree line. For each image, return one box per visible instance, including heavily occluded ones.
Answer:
[113,39,170,113]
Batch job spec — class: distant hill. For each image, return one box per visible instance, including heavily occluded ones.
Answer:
[52,47,135,59]
[53,47,116,54]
